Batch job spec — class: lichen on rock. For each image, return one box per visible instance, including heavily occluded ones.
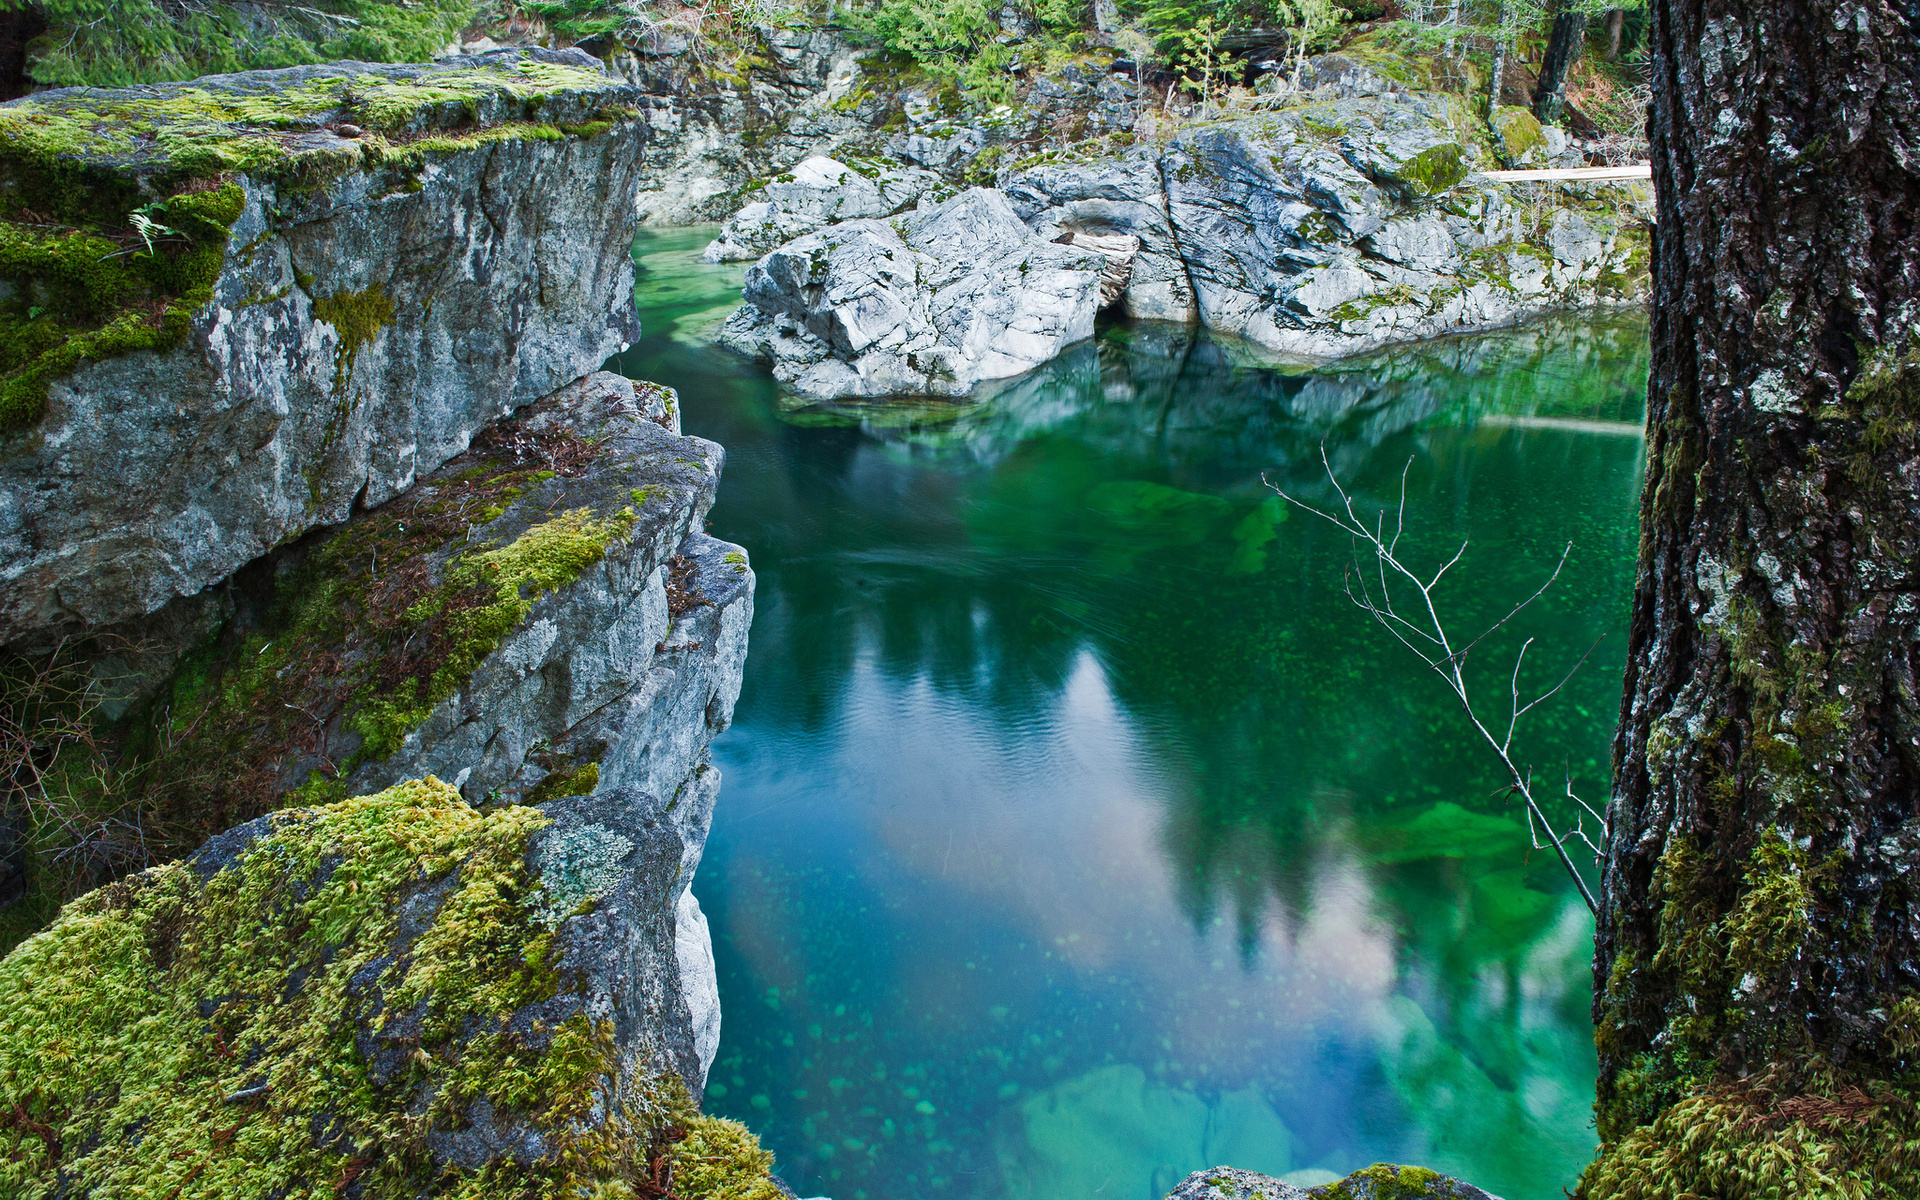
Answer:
[0,776,784,1199]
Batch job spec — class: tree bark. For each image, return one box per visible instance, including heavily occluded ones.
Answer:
[1530,7,1584,124]
[1587,0,1920,1191]
[1604,8,1625,60]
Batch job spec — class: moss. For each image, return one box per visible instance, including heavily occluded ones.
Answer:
[525,762,600,806]
[1580,1071,1920,1200]
[672,1115,789,1200]
[16,0,477,90]
[1309,1164,1449,1199]
[0,777,787,1199]
[1394,142,1467,197]
[311,283,395,394]
[1491,105,1544,159]
[0,182,246,431]
[350,505,637,761]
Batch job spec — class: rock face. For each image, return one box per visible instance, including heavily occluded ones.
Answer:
[0,777,783,1198]
[0,49,653,646]
[703,155,945,262]
[1165,1164,1503,1200]
[716,60,1650,399]
[0,369,759,1193]
[717,187,1108,399]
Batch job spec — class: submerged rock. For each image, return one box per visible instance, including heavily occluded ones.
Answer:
[1165,1164,1502,1200]
[0,49,654,646]
[717,188,1107,400]
[703,155,945,262]
[0,776,783,1198]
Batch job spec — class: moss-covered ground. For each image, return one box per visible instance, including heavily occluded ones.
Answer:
[0,54,628,433]
[6,0,478,90]
[0,776,786,1200]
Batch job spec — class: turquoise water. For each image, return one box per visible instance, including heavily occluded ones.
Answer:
[608,229,1649,1200]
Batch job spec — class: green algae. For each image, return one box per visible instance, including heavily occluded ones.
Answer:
[0,776,790,1199]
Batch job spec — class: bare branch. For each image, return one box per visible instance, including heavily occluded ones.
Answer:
[1261,454,1606,917]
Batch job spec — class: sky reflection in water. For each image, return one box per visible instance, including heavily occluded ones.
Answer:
[608,229,1651,1200]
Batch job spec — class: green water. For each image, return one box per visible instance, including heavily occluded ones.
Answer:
[607,229,1650,1200]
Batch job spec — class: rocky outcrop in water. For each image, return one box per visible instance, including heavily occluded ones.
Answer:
[717,188,1108,399]
[0,49,651,647]
[703,154,945,262]
[0,364,759,1191]
[713,60,1649,399]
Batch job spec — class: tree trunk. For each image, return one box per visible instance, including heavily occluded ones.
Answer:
[1604,8,1624,60]
[1586,0,1920,1192]
[1530,7,1583,124]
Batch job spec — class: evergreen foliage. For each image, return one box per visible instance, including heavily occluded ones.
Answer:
[0,0,480,89]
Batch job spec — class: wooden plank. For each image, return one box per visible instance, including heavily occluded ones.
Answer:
[1478,165,1654,182]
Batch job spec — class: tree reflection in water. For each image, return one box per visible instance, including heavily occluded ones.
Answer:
[609,228,1649,1200]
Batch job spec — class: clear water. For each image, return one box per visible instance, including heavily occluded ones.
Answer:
[607,229,1650,1200]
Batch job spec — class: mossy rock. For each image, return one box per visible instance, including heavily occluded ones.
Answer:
[0,373,721,955]
[1392,142,1468,197]
[0,776,785,1199]
[1490,105,1544,162]
[0,47,634,433]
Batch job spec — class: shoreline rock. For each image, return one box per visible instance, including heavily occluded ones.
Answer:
[1165,1164,1503,1200]
[711,60,1650,400]
[717,187,1108,400]
[0,49,653,647]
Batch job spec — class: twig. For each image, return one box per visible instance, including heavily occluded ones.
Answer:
[1266,451,1605,916]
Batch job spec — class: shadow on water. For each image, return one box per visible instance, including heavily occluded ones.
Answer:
[606,228,1651,1200]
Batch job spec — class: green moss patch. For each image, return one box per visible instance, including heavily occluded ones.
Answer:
[1490,106,1544,161]
[0,181,245,431]
[1579,1070,1920,1200]
[9,0,479,90]
[0,776,788,1199]
[0,403,660,953]
[0,54,625,434]
[1393,142,1467,197]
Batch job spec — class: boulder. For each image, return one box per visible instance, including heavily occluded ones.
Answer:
[703,155,944,262]
[0,371,753,1054]
[0,776,784,1198]
[1006,155,1195,322]
[1165,1164,1503,1200]
[717,188,1107,400]
[0,49,655,647]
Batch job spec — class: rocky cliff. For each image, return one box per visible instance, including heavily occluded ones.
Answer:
[0,45,772,1197]
[0,47,651,646]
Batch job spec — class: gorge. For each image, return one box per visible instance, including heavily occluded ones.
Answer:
[3,4,1874,1199]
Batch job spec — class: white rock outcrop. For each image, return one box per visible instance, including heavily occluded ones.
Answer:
[717,188,1109,400]
[702,155,943,262]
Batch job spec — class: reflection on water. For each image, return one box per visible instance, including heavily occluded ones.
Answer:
[608,229,1648,1200]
